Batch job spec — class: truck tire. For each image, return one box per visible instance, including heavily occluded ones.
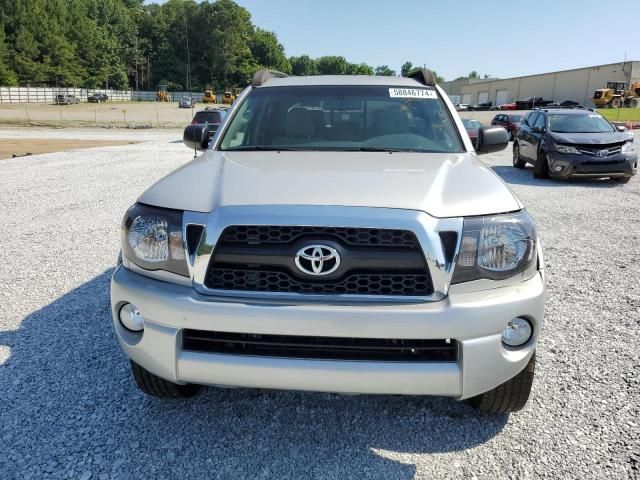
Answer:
[628,98,638,108]
[513,143,526,169]
[533,151,549,179]
[130,361,202,398]
[467,352,536,413]
[611,98,622,109]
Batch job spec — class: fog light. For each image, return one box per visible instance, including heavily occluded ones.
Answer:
[554,166,562,172]
[119,303,144,332]
[502,317,532,347]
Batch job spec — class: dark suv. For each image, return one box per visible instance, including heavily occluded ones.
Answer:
[513,109,637,183]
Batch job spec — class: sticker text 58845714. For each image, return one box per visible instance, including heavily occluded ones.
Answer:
[389,88,437,99]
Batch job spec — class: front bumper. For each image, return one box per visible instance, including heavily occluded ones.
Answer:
[111,265,545,400]
[547,151,638,179]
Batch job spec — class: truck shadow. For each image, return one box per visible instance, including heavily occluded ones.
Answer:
[1,270,508,479]
[490,165,625,188]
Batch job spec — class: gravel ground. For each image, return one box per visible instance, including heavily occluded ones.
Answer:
[0,129,638,479]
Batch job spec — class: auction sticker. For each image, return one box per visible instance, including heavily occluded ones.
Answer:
[389,88,437,99]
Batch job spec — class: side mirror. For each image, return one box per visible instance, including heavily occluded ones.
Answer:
[615,125,627,133]
[183,124,210,151]
[531,126,544,134]
[475,126,509,154]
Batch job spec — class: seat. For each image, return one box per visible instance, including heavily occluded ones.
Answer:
[372,105,410,136]
[271,108,317,145]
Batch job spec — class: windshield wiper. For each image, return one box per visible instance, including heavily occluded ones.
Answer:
[342,147,400,152]
[224,146,298,151]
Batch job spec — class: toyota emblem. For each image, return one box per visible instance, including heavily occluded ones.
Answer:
[596,149,608,158]
[295,245,340,276]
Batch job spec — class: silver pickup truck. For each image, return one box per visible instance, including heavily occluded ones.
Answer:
[111,69,545,414]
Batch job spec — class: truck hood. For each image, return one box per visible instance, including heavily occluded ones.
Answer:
[139,151,522,218]
[548,131,630,145]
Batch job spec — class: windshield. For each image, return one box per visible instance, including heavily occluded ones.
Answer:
[508,115,523,123]
[548,114,614,133]
[219,85,463,153]
[462,119,482,130]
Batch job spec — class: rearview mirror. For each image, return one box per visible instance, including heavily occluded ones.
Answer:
[183,124,210,151]
[475,126,509,155]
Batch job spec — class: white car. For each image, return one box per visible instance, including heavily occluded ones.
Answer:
[112,69,544,413]
[178,98,193,108]
[455,103,470,111]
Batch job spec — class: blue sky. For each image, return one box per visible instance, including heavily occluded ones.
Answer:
[147,0,639,81]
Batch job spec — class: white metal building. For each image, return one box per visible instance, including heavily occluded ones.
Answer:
[442,61,640,107]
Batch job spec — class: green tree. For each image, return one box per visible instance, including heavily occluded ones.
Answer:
[249,28,291,74]
[316,56,349,75]
[375,65,396,76]
[289,55,317,76]
[0,26,18,85]
[468,70,479,79]
[400,61,413,77]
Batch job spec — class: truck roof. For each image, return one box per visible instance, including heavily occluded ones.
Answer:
[257,75,430,88]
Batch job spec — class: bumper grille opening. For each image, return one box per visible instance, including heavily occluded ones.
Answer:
[182,330,458,362]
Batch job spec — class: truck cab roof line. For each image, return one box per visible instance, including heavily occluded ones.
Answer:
[251,69,290,87]
[408,68,436,87]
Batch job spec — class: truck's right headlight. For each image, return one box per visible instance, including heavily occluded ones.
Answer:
[452,210,537,284]
[121,203,189,277]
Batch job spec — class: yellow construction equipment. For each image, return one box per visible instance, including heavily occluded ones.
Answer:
[203,90,216,103]
[592,81,640,108]
[156,90,171,102]
[221,87,243,105]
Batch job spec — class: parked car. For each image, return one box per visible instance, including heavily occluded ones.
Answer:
[499,102,517,110]
[513,108,637,183]
[469,101,492,111]
[55,94,80,105]
[455,103,470,111]
[491,113,524,141]
[546,100,582,109]
[191,107,228,129]
[515,97,553,110]
[112,68,545,414]
[179,98,194,108]
[87,93,108,103]
[461,118,483,144]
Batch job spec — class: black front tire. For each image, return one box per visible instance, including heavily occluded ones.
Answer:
[130,361,202,398]
[614,176,631,184]
[467,352,536,414]
[513,143,526,169]
[533,151,549,179]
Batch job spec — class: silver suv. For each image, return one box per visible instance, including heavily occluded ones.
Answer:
[111,69,545,413]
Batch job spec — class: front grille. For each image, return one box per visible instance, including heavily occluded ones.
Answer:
[204,226,433,297]
[182,330,458,362]
[220,225,417,247]
[575,142,623,157]
[207,267,431,296]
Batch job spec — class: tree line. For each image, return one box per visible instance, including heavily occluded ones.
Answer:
[0,0,446,91]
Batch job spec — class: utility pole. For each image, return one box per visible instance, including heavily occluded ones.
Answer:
[185,14,193,113]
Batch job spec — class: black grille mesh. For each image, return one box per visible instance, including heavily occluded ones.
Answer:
[206,267,432,296]
[205,226,432,296]
[219,225,418,247]
[439,231,458,264]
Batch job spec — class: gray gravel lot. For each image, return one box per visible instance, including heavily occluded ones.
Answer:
[0,129,638,479]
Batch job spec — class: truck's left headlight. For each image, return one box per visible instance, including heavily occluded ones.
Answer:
[121,203,189,277]
[452,210,537,284]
